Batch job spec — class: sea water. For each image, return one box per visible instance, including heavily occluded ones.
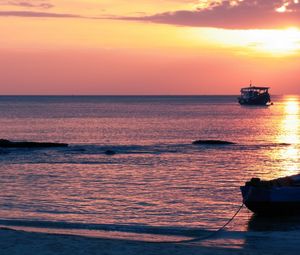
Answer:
[0,95,300,240]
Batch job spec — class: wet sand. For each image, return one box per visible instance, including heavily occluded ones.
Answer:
[1,227,299,255]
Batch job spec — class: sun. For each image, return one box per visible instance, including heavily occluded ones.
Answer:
[246,28,300,56]
[191,27,300,57]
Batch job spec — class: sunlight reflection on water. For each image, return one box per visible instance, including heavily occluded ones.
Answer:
[275,96,300,178]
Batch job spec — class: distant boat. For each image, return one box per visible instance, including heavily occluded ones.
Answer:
[238,84,272,106]
[241,174,300,215]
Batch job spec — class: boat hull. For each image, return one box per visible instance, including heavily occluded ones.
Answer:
[238,95,271,106]
[241,186,300,215]
[244,201,300,215]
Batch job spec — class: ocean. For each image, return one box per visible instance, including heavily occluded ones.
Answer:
[0,95,300,241]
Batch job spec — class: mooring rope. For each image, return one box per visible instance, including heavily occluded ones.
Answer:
[148,202,244,244]
[0,202,245,245]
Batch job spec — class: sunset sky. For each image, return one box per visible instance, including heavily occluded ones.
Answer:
[1,0,300,95]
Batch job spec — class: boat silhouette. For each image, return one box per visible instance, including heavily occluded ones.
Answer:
[238,83,272,106]
[241,174,300,215]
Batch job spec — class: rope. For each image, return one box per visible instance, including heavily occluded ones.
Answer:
[146,202,244,244]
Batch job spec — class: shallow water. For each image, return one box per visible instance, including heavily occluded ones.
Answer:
[0,95,300,240]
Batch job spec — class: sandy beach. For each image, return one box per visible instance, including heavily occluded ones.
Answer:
[1,226,300,255]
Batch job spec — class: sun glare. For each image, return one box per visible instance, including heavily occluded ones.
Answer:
[282,98,300,145]
[275,96,300,177]
[247,28,300,55]
[192,27,300,56]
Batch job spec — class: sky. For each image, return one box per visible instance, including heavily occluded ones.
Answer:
[1,0,300,95]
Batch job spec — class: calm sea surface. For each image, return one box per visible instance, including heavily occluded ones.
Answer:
[0,95,300,240]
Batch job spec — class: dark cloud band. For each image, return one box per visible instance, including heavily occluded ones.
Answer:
[0,0,54,9]
[0,10,81,18]
[114,0,300,29]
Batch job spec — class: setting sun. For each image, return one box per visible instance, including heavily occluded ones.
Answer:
[249,28,300,55]
[192,27,300,57]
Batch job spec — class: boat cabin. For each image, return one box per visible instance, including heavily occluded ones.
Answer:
[240,86,270,97]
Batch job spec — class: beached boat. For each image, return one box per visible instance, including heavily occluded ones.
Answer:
[238,85,271,106]
[241,174,300,215]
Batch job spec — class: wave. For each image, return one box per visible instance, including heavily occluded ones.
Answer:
[0,219,210,238]
[192,140,235,145]
[69,144,182,155]
[66,141,293,154]
[0,141,294,165]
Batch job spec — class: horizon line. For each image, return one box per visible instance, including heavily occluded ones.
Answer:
[0,94,288,97]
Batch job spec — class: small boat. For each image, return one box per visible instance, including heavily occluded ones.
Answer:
[238,84,271,106]
[241,174,300,215]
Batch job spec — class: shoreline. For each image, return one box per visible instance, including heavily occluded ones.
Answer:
[1,226,300,255]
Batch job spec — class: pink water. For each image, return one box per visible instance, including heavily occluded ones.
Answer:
[0,95,299,239]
